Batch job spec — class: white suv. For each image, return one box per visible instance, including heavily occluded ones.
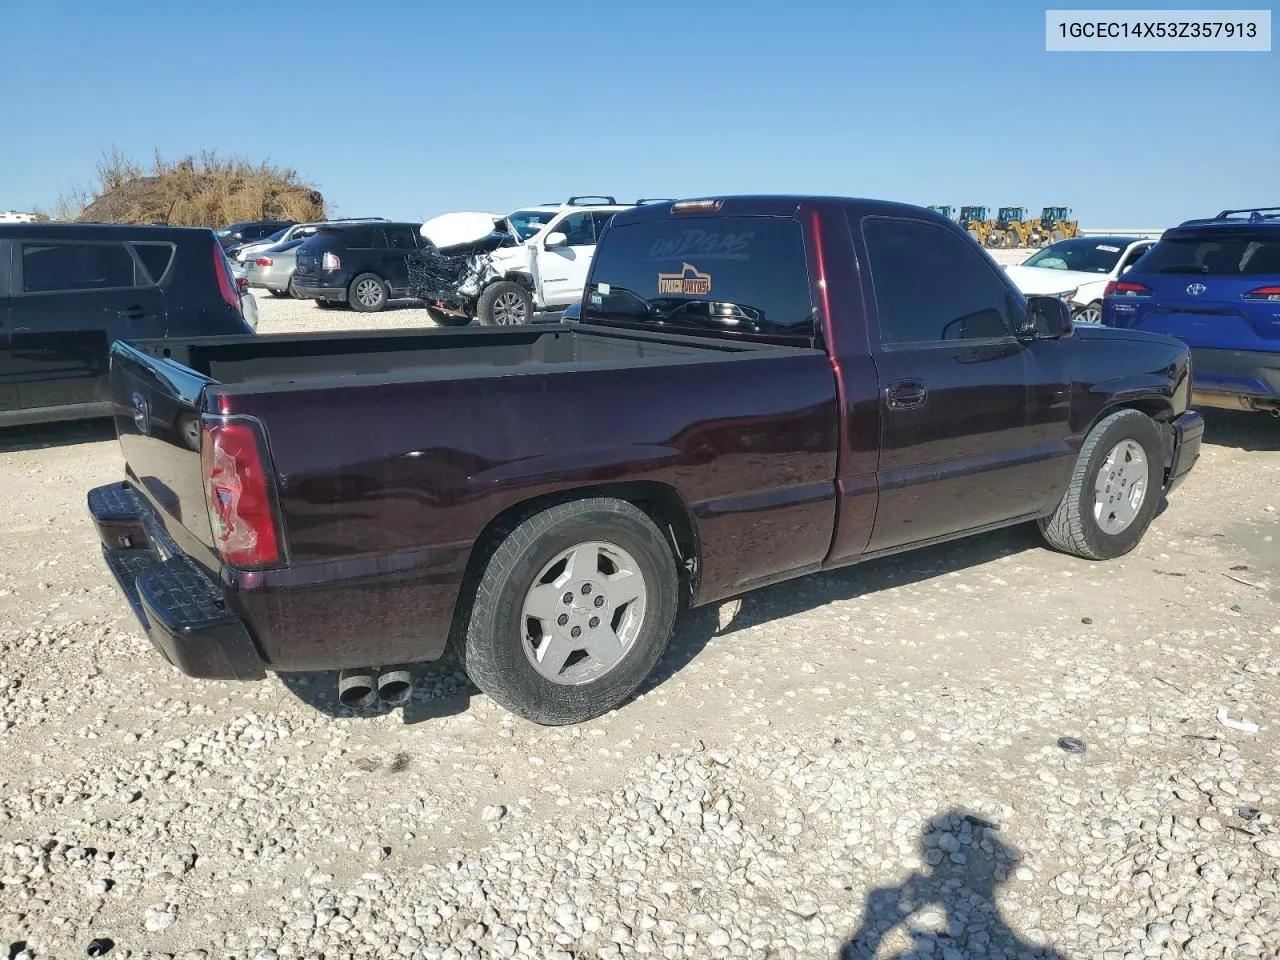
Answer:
[419,197,670,325]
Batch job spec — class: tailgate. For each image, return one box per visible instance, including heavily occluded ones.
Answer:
[108,340,220,563]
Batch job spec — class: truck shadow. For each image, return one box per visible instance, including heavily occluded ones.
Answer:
[0,417,116,452]
[642,523,1045,696]
[1198,408,1279,452]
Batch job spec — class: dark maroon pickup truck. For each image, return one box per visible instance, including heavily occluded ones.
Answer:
[88,195,1204,725]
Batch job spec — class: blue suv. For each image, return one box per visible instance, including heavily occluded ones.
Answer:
[1102,206,1280,418]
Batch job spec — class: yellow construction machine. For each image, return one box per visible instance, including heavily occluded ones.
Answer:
[1039,207,1079,244]
[959,206,993,245]
[927,205,953,220]
[987,207,1033,247]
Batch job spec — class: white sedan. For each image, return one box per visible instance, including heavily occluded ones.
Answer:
[1003,235,1157,324]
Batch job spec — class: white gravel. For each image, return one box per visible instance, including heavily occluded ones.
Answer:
[1,259,1278,959]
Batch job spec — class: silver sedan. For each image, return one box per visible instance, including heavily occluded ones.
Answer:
[243,242,304,298]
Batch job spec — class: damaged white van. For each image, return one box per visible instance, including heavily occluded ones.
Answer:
[410,197,670,326]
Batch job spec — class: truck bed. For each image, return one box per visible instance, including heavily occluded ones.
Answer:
[134,323,800,390]
[105,322,839,675]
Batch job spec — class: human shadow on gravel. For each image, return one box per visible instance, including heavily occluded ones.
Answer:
[275,656,474,725]
[0,417,116,452]
[839,810,1069,960]
[641,523,1043,694]
[1197,408,1280,453]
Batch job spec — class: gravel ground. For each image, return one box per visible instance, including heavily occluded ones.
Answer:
[2,264,1279,960]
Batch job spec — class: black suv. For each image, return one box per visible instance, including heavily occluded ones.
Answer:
[0,223,254,427]
[216,219,294,251]
[292,221,426,312]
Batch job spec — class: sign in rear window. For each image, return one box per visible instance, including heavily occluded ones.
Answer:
[584,217,814,335]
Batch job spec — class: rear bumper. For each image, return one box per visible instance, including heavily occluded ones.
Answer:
[1189,347,1280,411]
[246,268,294,291]
[1165,410,1204,494]
[292,277,347,302]
[88,482,266,681]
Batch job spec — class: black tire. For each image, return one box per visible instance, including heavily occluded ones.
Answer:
[476,281,534,326]
[315,299,343,309]
[457,498,680,725]
[349,273,389,312]
[425,306,471,327]
[288,279,304,300]
[1038,409,1164,560]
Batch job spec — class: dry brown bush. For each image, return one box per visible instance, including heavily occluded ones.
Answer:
[61,148,327,227]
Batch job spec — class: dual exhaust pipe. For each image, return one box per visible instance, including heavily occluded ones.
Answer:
[337,666,413,709]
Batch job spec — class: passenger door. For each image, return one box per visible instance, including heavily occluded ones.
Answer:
[9,238,164,414]
[859,215,1057,554]
[382,224,420,295]
[0,239,18,414]
[537,211,599,306]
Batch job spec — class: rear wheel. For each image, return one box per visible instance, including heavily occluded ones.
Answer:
[477,281,534,326]
[349,273,389,312]
[457,498,680,725]
[1038,409,1163,560]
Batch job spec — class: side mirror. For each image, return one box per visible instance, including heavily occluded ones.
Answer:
[1019,295,1074,339]
[543,231,568,249]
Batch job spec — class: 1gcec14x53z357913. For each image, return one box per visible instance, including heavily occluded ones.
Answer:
[88,195,1204,725]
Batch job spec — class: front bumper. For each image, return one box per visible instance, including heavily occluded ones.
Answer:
[1165,410,1205,494]
[1188,347,1280,412]
[88,482,265,681]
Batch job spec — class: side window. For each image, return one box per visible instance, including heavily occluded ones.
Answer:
[21,242,140,293]
[862,218,1018,345]
[556,212,595,246]
[590,211,617,241]
[346,228,382,250]
[130,242,176,283]
[385,226,417,251]
[1120,243,1151,271]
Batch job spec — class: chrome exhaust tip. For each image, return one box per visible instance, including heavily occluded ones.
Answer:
[376,666,414,707]
[337,668,377,709]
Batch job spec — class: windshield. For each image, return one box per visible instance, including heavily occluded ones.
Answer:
[1022,238,1126,273]
[507,209,559,242]
[583,216,815,336]
[215,227,234,238]
[1136,232,1280,275]
[262,228,288,244]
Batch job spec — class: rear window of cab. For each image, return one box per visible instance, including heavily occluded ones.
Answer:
[583,216,815,335]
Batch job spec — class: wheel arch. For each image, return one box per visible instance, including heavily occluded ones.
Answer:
[445,482,700,649]
[1080,395,1178,479]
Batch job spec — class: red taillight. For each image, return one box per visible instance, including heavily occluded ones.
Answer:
[254,257,273,267]
[213,241,242,312]
[1104,280,1152,298]
[201,421,279,568]
[235,276,248,294]
[1243,285,1280,302]
[322,251,341,272]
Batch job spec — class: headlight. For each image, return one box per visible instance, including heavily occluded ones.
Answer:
[1054,288,1079,301]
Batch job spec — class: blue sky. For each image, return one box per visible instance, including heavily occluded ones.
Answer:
[0,0,1275,227]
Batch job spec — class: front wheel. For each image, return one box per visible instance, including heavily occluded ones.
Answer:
[425,306,472,327]
[1038,409,1164,560]
[1076,300,1103,324]
[457,498,680,725]
[476,281,534,326]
